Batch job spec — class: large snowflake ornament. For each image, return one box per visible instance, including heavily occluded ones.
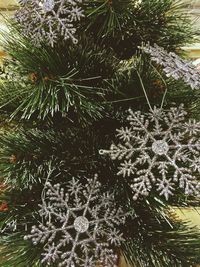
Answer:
[15,0,84,47]
[141,44,200,89]
[24,175,129,267]
[99,105,200,200]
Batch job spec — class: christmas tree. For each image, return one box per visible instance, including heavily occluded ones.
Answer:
[0,0,200,266]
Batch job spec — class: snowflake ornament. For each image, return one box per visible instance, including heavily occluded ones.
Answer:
[141,44,200,89]
[15,0,84,47]
[24,175,129,267]
[99,105,200,200]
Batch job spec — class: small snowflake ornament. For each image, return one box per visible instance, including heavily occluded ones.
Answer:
[141,44,200,89]
[99,105,200,200]
[15,0,84,47]
[24,175,129,267]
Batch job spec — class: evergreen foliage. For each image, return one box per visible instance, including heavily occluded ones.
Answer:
[0,0,200,266]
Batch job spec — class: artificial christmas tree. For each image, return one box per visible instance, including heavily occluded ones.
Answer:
[0,1,200,267]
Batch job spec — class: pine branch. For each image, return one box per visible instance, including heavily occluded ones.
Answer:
[0,233,42,267]
[0,24,119,124]
[84,0,196,59]
[122,199,200,267]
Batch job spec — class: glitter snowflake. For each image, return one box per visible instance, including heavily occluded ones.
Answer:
[24,175,128,267]
[99,105,200,200]
[141,44,200,89]
[15,0,84,47]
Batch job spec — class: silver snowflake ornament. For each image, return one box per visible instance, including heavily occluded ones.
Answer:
[15,0,84,47]
[99,105,200,200]
[141,44,200,89]
[24,175,129,267]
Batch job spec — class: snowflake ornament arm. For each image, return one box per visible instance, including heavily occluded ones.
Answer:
[100,105,200,201]
[16,0,84,47]
[24,175,130,267]
[141,44,200,89]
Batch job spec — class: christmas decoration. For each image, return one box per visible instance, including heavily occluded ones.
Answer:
[15,0,85,47]
[100,105,200,200]
[24,175,129,267]
[141,44,200,89]
[2,1,200,266]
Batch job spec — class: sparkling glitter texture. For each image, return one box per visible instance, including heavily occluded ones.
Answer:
[24,175,128,267]
[100,105,200,200]
[141,44,200,89]
[43,0,55,11]
[152,140,169,155]
[15,0,85,47]
[73,216,89,233]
